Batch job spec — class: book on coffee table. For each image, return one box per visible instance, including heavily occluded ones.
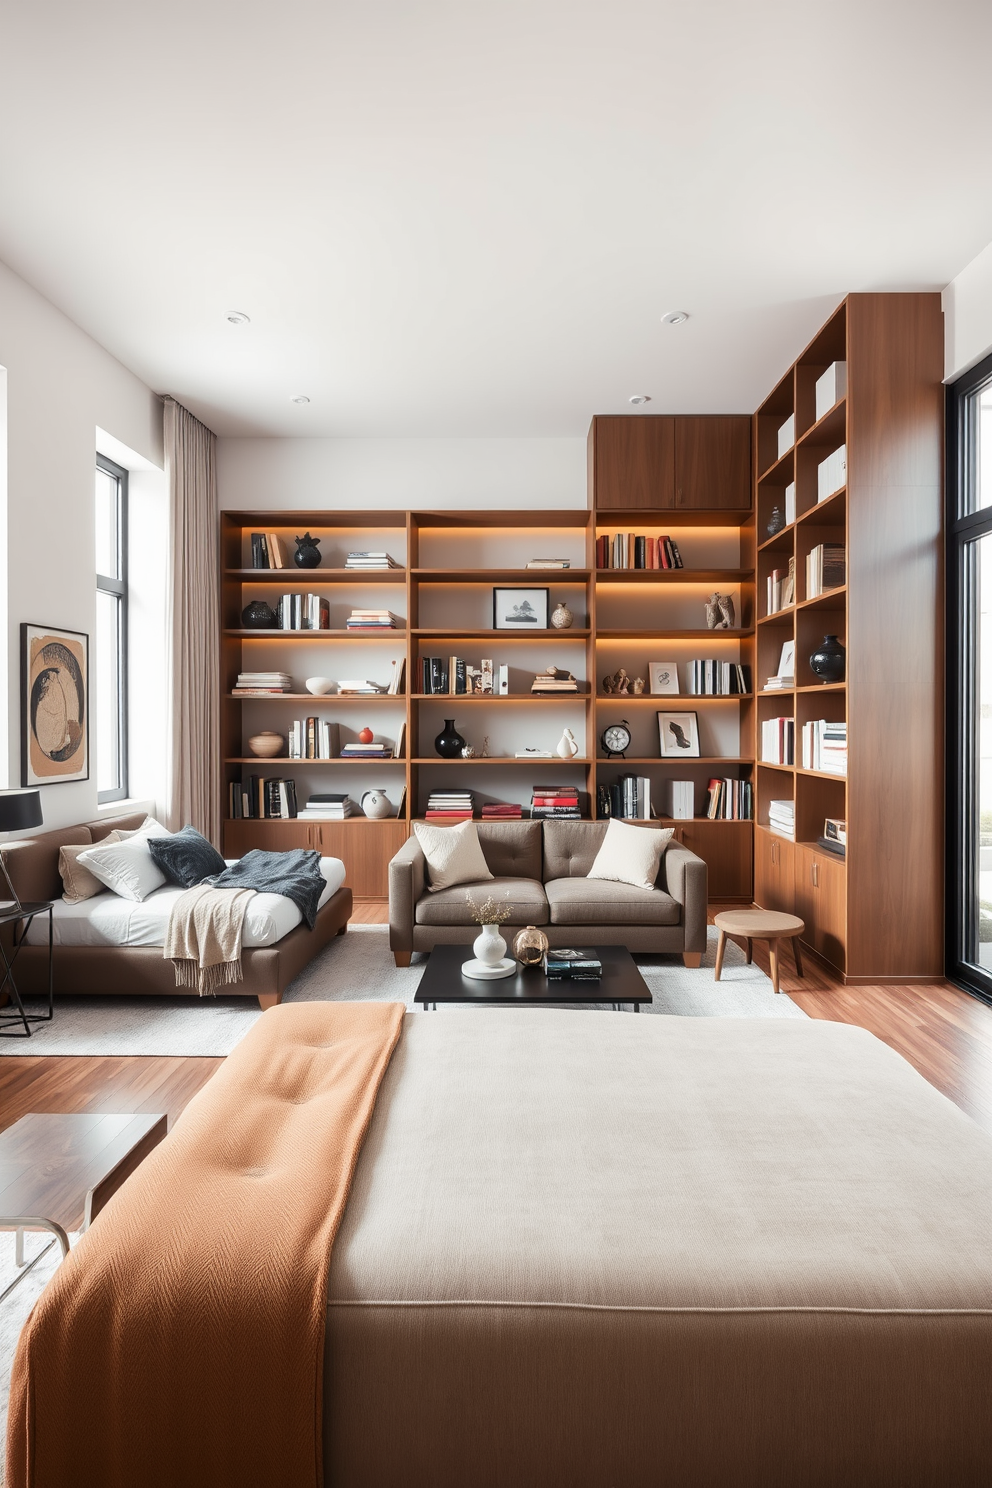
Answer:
[544,948,603,981]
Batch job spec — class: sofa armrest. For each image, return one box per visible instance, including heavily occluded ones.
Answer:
[389,835,427,953]
[660,845,708,955]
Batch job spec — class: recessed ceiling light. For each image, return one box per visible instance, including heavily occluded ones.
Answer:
[290,394,311,405]
[660,310,689,326]
[628,394,651,406]
[226,311,251,326]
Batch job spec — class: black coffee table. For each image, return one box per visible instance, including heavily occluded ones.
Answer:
[415,945,651,1011]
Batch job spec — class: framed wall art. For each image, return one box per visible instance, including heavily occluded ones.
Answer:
[493,587,549,630]
[21,624,89,786]
[648,661,680,696]
[657,710,700,758]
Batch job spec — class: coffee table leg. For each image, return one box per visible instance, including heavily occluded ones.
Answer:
[768,939,781,994]
[714,929,727,982]
[792,936,804,977]
[746,937,753,965]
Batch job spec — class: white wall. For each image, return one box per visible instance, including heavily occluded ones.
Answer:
[0,257,164,828]
[217,437,587,511]
[944,239,992,381]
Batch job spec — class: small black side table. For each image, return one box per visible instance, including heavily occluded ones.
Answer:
[0,901,54,1038]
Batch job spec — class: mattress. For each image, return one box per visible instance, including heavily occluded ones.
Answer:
[323,1012,992,1488]
[24,857,346,949]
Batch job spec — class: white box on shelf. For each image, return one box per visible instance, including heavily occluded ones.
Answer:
[784,482,796,526]
[815,361,847,422]
[817,444,847,502]
[777,414,795,459]
[669,781,694,820]
[497,664,509,695]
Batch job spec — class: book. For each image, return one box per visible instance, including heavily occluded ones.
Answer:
[526,559,570,568]
[267,532,285,568]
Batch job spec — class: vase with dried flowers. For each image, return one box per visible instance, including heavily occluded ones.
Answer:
[461,892,517,980]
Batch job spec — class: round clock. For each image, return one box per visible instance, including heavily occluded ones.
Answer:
[601,720,631,759]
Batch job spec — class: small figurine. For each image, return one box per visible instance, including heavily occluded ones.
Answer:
[557,727,579,760]
[461,745,476,758]
[717,593,736,629]
[615,668,631,696]
[602,674,615,695]
[705,593,722,629]
[481,735,491,758]
[632,676,645,695]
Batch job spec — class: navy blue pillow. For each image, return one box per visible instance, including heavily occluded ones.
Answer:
[147,825,227,888]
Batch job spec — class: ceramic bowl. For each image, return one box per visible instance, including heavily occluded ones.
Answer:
[305,677,335,696]
[248,732,285,759]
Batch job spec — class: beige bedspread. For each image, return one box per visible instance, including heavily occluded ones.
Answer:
[323,1012,992,1487]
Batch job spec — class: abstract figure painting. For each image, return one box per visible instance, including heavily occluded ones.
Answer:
[21,624,89,785]
[657,710,700,759]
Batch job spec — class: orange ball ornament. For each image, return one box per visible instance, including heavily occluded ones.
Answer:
[358,726,374,744]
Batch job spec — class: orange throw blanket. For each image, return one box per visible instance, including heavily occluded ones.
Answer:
[6,1001,404,1488]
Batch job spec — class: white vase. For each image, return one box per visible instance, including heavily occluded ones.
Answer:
[462,924,516,980]
[556,727,579,759]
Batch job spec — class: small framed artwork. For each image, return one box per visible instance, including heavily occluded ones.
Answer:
[493,587,549,630]
[21,623,89,785]
[658,711,700,758]
[649,661,680,696]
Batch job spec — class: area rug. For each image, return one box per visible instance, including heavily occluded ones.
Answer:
[0,925,805,1058]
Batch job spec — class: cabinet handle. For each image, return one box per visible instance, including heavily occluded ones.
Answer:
[812,861,819,888]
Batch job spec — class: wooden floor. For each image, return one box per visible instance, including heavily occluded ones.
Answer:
[3,899,992,1139]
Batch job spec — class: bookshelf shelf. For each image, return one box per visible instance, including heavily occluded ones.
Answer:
[411,756,592,766]
[412,693,587,703]
[224,629,406,639]
[594,569,754,584]
[412,628,591,639]
[796,398,846,449]
[757,527,796,554]
[412,568,591,582]
[227,569,407,583]
[226,693,401,702]
[757,609,795,626]
[594,694,753,704]
[596,756,750,766]
[596,628,755,641]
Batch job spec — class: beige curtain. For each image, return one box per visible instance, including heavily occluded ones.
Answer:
[164,397,220,843]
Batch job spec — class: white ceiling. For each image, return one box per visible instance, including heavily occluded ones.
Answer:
[1,0,991,437]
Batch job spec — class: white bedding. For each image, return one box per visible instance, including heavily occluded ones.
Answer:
[25,857,346,948]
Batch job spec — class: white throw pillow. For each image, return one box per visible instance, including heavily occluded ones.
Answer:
[413,819,494,893]
[77,834,168,903]
[587,818,675,891]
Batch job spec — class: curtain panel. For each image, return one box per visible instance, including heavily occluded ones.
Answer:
[164,397,220,844]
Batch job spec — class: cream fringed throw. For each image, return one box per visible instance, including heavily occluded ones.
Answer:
[164,883,254,993]
[6,1001,405,1488]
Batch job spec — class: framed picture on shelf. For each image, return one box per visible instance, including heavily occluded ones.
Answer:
[657,711,700,759]
[648,661,680,696]
[493,587,549,630]
[20,623,89,785]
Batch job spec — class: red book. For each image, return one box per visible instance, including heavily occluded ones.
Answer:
[533,797,578,806]
[658,537,671,570]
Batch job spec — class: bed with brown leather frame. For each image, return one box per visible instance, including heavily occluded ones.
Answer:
[0,812,352,1009]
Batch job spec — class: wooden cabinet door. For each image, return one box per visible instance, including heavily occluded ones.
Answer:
[592,416,675,509]
[311,820,409,897]
[794,845,846,970]
[673,820,752,899]
[223,819,313,856]
[674,416,751,510]
[754,830,795,914]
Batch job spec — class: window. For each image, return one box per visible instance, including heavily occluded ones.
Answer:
[95,454,128,802]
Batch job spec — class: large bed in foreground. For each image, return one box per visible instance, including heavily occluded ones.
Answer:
[10,1007,992,1486]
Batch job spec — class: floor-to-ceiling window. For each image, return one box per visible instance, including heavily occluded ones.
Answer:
[95,454,128,803]
[948,351,992,997]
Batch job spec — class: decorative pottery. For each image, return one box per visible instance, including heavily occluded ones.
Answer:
[360,789,392,820]
[461,925,516,981]
[305,677,334,695]
[293,532,322,569]
[556,727,579,760]
[461,745,476,758]
[248,731,285,759]
[766,505,784,538]
[358,726,375,744]
[513,925,549,966]
[632,676,645,695]
[241,600,277,629]
[551,601,574,630]
[434,719,466,758]
[809,634,846,684]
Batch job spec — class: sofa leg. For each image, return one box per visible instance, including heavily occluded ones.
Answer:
[394,952,412,968]
[682,952,702,969]
[258,993,282,1011]
[337,924,347,936]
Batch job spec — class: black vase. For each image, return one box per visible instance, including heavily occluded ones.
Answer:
[294,532,321,569]
[766,505,784,538]
[434,719,466,758]
[241,599,277,629]
[809,634,846,683]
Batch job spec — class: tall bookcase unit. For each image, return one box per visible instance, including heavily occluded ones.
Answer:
[751,293,944,982]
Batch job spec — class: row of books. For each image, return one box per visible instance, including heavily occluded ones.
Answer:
[345,552,401,569]
[768,799,795,841]
[420,657,503,695]
[345,609,398,629]
[273,594,330,631]
[425,790,474,820]
[596,534,684,570]
[234,671,292,695]
[230,777,299,819]
[686,661,751,696]
[705,777,753,820]
[249,532,288,569]
[801,719,847,775]
[545,948,602,983]
[761,717,795,766]
[767,558,796,615]
[531,786,582,819]
[598,775,652,821]
[806,544,845,598]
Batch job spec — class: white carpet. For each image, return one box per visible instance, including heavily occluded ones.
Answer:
[0,926,805,1058]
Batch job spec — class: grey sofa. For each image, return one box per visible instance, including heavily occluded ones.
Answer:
[388,820,707,967]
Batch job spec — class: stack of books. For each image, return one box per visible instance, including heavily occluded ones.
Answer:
[298,793,355,820]
[601,774,651,820]
[234,671,292,695]
[766,558,796,615]
[801,720,847,775]
[340,739,394,761]
[276,594,329,630]
[346,609,397,630]
[531,667,578,694]
[806,543,846,598]
[705,777,753,820]
[761,717,795,765]
[768,800,795,841]
[531,786,581,820]
[249,532,287,568]
[481,801,523,819]
[525,558,570,569]
[544,948,602,983]
[687,661,751,696]
[288,719,340,759]
[337,679,386,696]
[425,791,474,820]
[345,552,401,570]
[230,777,299,819]
[596,534,683,569]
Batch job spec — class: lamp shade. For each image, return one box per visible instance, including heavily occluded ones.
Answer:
[0,790,43,833]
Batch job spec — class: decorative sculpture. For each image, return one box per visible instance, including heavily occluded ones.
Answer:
[632,676,646,695]
[706,592,736,630]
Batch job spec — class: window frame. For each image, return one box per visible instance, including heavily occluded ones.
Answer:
[95,453,129,804]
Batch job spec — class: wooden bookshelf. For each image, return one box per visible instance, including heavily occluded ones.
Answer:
[751,293,944,982]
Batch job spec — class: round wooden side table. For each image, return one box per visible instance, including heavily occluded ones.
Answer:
[712,909,805,995]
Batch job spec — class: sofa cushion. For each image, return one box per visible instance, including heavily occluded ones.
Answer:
[544,877,681,927]
[413,820,494,893]
[588,818,675,890]
[416,878,549,927]
[476,821,543,880]
[541,820,608,881]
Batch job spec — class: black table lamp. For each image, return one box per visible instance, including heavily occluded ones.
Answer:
[0,791,43,910]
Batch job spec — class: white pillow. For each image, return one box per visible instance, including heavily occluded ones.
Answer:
[117,816,171,840]
[77,834,168,903]
[587,818,675,891]
[413,819,494,893]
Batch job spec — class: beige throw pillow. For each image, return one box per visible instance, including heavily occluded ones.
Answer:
[59,831,124,903]
[413,819,494,893]
[587,818,675,891]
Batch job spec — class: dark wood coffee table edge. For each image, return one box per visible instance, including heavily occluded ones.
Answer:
[415,945,651,1011]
